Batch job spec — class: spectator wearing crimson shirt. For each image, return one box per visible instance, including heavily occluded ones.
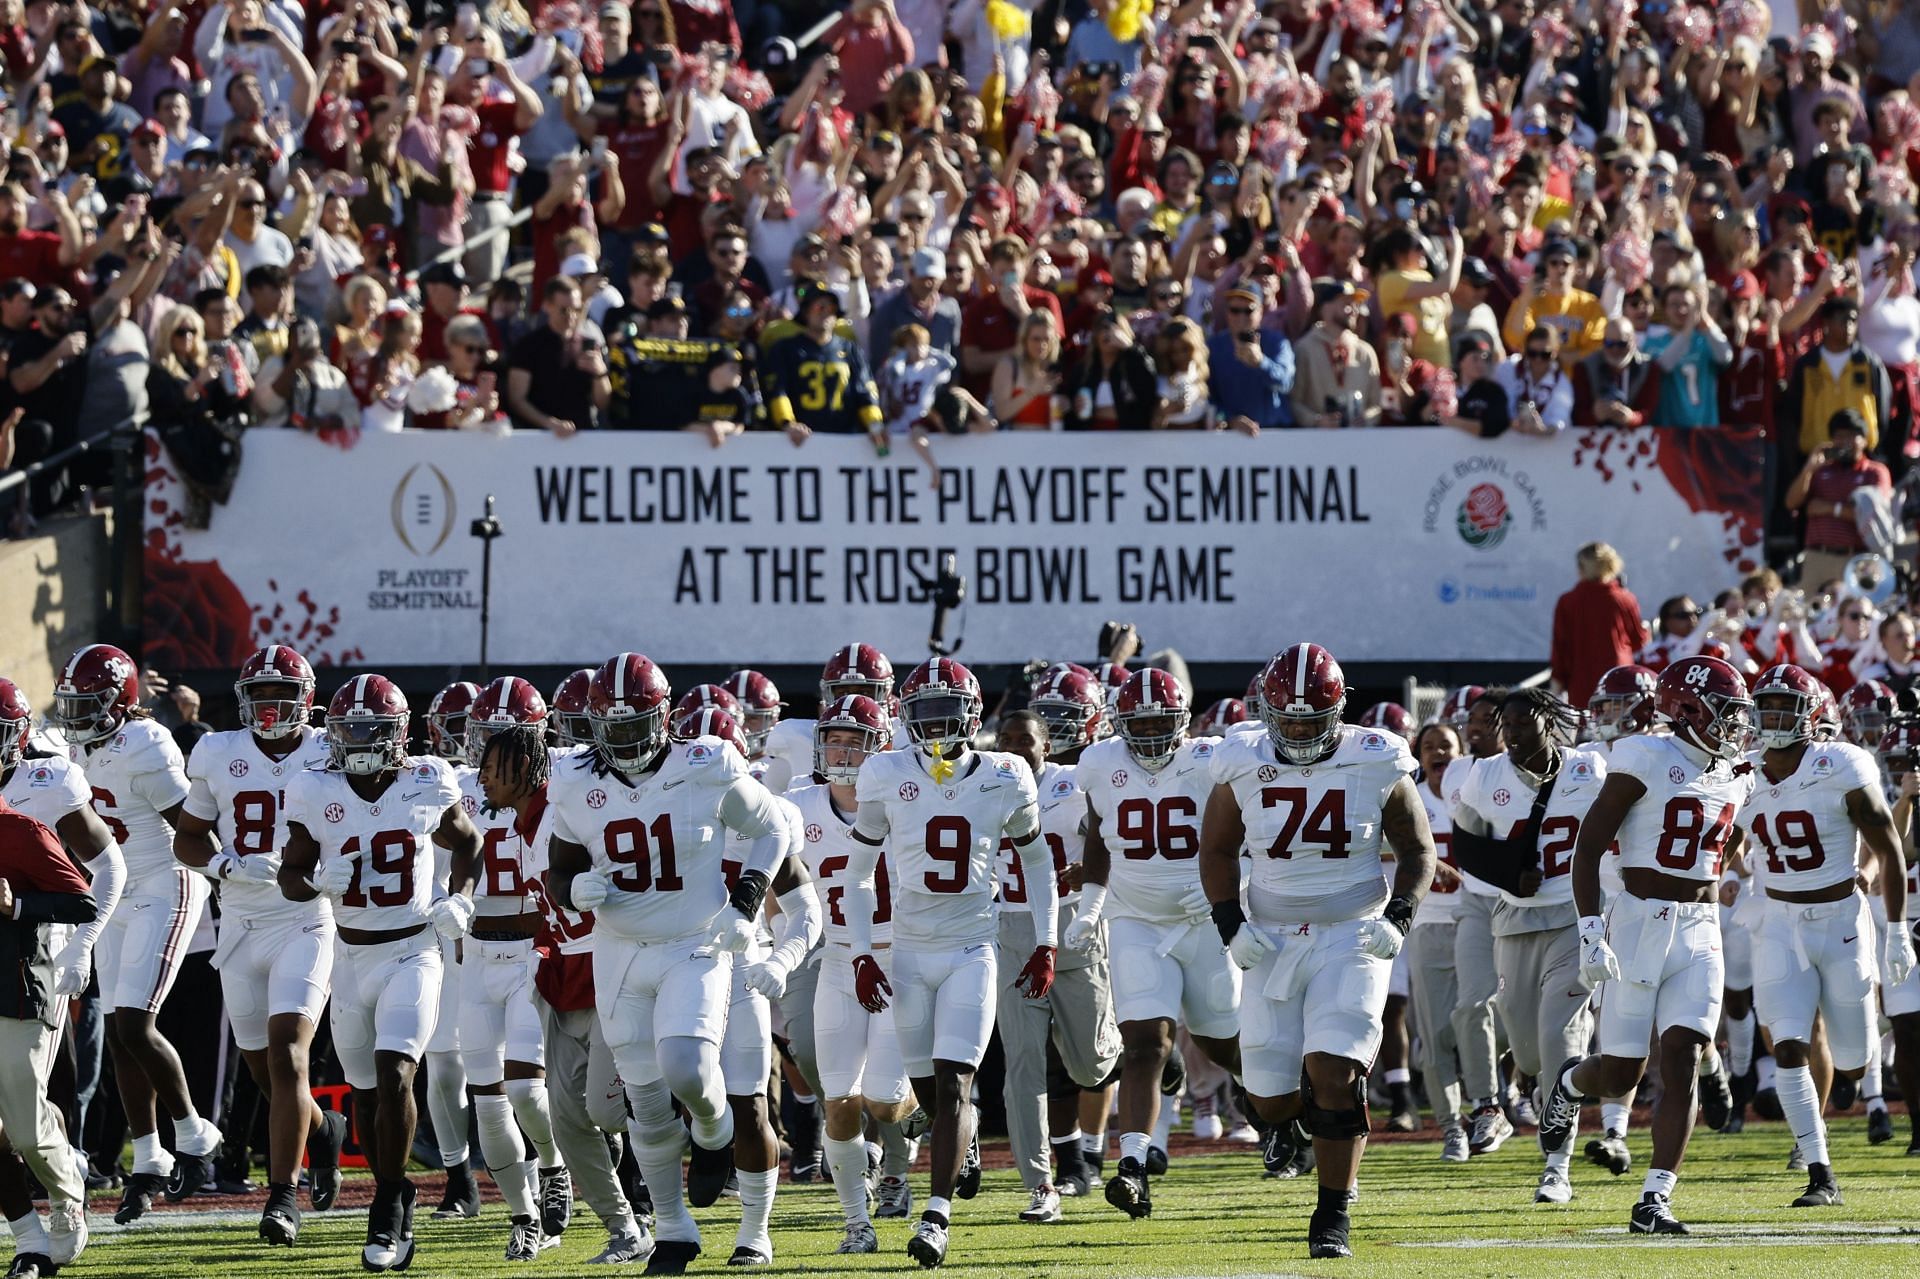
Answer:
[565,74,672,281]
[530,152,625,299]
[1550,542,1644,707]
[416,261,499,366]
[1784,412,1892,590]
[448,55,544,289]
[1721,270,1781,431]
[823,0,915,120]
[959,237,1065,398]
[666,0,742,54]
[0,184,81,290]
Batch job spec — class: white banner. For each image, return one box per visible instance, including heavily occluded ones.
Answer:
[143,428,1763,671]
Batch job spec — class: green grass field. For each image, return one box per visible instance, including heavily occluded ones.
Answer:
[64,1119,1920,1278]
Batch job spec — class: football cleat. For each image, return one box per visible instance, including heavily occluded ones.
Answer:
[1468,1104,1513,1155]
[539,1165,573,1238]
[1104,1157,1151,1219]
[686,1137,735,1209]
[1786,1144,1807,1173]
[259,1185,301,1246]
[5,1254,51,1279]
[1699,1058,1733,1131]
[1792,1168,1843,1207]
[432,1162,481,1220]
[309,1110,349,1211]
[907,1218,948,1268]
[1536,1060,1586,1156]
[1161,1050,1187,1097]
[1144,1146,1168,1177]
[836,1222,879,1254]
[1906,1132,1920,1156]
[1628,1191,1688,1235]
[588,1228,653,1265]
[727,1245,771,1266]
[1534,1168,1573,1204]
[1057,1168,1091,1198]
[362,1181,418,1272]
[113,1170,167,1224]
[1507,1091,1539,1130]
[46,1201,86,1265]
[1261,1122,1299,1176]
[1307,1205,1352,1259]
[1585,1131,1632,1176]
[1830,1073,1857,1112]
[1019,1183,1061,1224]
[1440,1122,1470,1163]
[788,1154,821,1183]
[899,1107,932,1141]
[954,1122,982,1199]
[506,1216,542,1262]
[876,1175,912,1219]
[643,1239,702,1275]
[1192,1103,1224,1142]
[1386,1081,1420,1133]
[166,1145,219,1203]
[1868,1108,1895,1146]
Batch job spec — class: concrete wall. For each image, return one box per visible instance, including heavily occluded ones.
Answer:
[0,509,114,705]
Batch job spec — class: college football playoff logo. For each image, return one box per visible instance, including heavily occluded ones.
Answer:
[391,462,457,556]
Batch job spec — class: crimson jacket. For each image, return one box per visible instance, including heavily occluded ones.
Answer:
[1551,578,1645,707]
[0,797,96,1024]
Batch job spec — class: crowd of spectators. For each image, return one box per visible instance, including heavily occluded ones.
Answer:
[0,0,1917,527]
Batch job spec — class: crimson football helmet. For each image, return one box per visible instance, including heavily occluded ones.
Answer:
[1588,664,1658,742]
[671,705,748,758]
[1877,720,1920,778]
[1814,686,1841,741]
[466,676,549,765]
[426,681,481,759]
[1438,685,1485,729]
[1259,643,1347,765]
[1751,664,1825,751]
[814,693,890,785]
[674,684,742,724]
[1358,702,1413,736]
[551,669,594,747]
[588,653,672,772]
[0,677,32,771]
[819,643,895,710]
[1030,667,1105,753]
[1091,660,1128,712]
[900,657,982,756]
[722,669,784,754]
[235,644,316,741]
[1244,672,1265,718]
[1842,679,1895,748]
[1114,668,1190,770]
[1656,655,1754,760]
[1195,697,1249,737]
[1032,661,1094,693]
[53,644,139,746]
[326,675,410,775]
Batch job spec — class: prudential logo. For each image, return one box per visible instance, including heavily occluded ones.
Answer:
[1455,482,1512,550]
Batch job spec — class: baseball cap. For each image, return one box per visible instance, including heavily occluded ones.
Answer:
[975,184,1009,210]
[1455,333,1494,363]
[1727,270,1760,300]
[909,248,947,280]
[560,253,601,278]
[1460,256,1495,287]
[1310,278,1366,309]
[1078,266,1114,290]
[1649,150,1679,175]
[646,296,689,320]
[635,223,670,245]
[599,0,628,14]
[133,119,165,141]
[420,260,467,288]
[1541,238,1578,263]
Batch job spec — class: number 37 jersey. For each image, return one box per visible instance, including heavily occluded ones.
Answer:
[1609,735,1755,882]
[1740,741,1879,894]
[185,726,332,926]
[285,756,463,931]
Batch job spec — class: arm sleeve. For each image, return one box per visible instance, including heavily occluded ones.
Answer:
[61,839,124,961]
[766,877,823,976]
[1014,824,1059,948]
[718,775,788,877]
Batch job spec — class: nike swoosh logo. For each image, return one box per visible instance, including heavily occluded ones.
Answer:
[1176,768,1196,776]
[1843,935,1857,944]
[980,784,1002,792]
[401,791,423,801]
[664,779,687,790]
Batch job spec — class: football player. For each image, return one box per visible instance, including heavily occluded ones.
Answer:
[788,694,921,1251]
[1070,670,1236,1219]
[1028,667,1106,765]
[51,646,218,1224]
[994,710,1119,1222]
[0,677,122,1270]
[1442,688,1512,1154]
[172,646,343,1244]
[761,644,898,795]
[476,724,652,1266]
[280,675,483,1272]
[1541,655,1756,1236]
[1405,722,1469,1161]
[546,653,792,1276]
[721,670,786,760]
[457,677,572,1260]
[1739,665,1909,1205]
[1201,643,1436,1259]
[550,670,595,751]
[838,658,1058,1268]
[1195,698,1250,737]
[1367,699,1421,1134]
[1450,689,1606,1205]
[421,680,483,1219]
[1840,680,1894,750]
[1876,722,1920,1154]
[763,283,884,438]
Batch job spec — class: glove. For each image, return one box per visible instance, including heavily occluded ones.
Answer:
[1177,882,1212,917]
[741,960,788,1000]
[1017,945,1056,999]
[1578,914,1620,990]
[1887,925,1917,987]
[1063,908,1100,952]
[224,853,283,886]
[1356,917,1405,961]
[429,893,476,940]
[714,911,758,954]
[852,953,892,1012]
[50,942,91,997]
[569,867,613,912]
[311,856,357,898]
[1227,923,1276,972]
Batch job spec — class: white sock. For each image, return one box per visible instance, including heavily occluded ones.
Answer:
[735,1168,777,1252]
[1756,1056,1777,1092]
[1119,1131,1151,1166]
[1601,1100,1629,1137]
[924,1194,951,1223]
[131,1132,173,1176]
[473,1095,539,1218]
[1863,1033,1885,1104]
[1775,1065,1829,1167]
[866,1140,882,1169]
[1727,1011,1756,1077]
[1080,1129,1105,1158]
[1151,1095,1173,1148]
[8,1212,48,1254]
[173,1111,218,1157]
[1642,1167,1677,1198]
[426,1050,470,1166]
[825,1134,871,1226]
[1384,1067,1411,1086]
[1696,1046,1721,1078]
[505,1078,561,1168]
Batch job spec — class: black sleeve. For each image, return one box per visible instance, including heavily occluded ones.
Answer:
[1478,381,1512,439]
[12,891,99,925]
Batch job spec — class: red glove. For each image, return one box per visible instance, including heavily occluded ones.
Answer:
[852,953,892,1012]
[1017,945,1056,999]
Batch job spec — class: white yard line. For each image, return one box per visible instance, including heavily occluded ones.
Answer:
[1418,1222,1920,1249]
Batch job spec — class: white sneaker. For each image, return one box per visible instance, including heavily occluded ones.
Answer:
[587,1227,653,1264]
[1224,1122,1259,1143]
[47,1202,87,1266]
[906,1219,948,1268]
[1019,1184,1061,1224]
[1193,1111,1224,1141]
[1534,1168,1573,1204]
[1440,1123,1471,1164]
[836,1222,879,1254]
[875,1175,912,1219]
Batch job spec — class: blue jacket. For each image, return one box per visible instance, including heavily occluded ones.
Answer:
[1207,328,1296,428]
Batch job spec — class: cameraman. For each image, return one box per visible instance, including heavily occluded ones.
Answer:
[1785,410,1892,589]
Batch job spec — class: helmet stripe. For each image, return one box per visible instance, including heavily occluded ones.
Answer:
[614,655,628,700]
[1294,643,1310,699]
[353,673,369,710]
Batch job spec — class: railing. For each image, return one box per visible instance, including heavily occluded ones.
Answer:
[1,415,146,645]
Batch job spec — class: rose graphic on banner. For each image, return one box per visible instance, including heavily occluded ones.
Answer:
[1455,483,1512,550]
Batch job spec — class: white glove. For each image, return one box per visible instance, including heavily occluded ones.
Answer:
[1177,883,1212,917]
[223,853,284,886]
[311,856,357,898]
[1578,914,1620,989]
[1063,908,1101,952]
[741,960,788,1000]
[1355,917,1405,960]
[1226,923,1276,971]
[714,911,758,954]
[569,867,613,912]
[429,893,476,940]
[1887,926,1917,987]
[50,942,91,997]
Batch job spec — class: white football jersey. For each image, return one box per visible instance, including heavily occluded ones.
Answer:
[521,795,596,956]
[997,761,1085,914]
[184,726,331,925]
[1078,735,1218,923]
[457,767,542,918]
[1212,725,1415,923]
[1443,755,1503,897]
[72,718,190,882]
[853,748,1041,948]
[1414,778,1460,925]
[788,781,893,948]
[548,738,786,944]
[285,756,463,931]
[761,716,912,795]
[1609,735,1754,882]
[1452,749,1608,909]
[3,754,92,832]
[1741,741,1880,895]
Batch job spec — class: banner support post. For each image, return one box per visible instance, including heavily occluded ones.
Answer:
[470,494,503,679]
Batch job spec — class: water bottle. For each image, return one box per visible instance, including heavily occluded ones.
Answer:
[1346,389,1366,429]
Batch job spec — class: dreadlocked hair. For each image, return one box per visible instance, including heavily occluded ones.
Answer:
[1470,686,1508,713]
[1500,686,1581,747]
[479,724,550,815]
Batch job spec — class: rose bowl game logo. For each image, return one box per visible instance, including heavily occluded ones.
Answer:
[586,788,608,809]
[1456,482,1512,550]
[323,803,345,824]
[228,759,249,777]
[899,782,920,801]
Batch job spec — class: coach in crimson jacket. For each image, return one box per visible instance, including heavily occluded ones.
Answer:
[1550,542,1645,706]
[0,798,98,1021]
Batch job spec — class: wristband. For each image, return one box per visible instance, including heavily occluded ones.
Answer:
[1211,899,1246,947]
[1578,914,1607,943]
[1383,894,1415,936]
[729,869,771,919]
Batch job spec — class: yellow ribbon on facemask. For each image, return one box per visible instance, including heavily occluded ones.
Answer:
[929,741,956,784]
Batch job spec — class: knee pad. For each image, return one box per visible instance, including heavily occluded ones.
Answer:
[625,1078,678,1131]
[1302,1072,1370,1140]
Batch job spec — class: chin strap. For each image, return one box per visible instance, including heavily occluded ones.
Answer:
[929,740,955,784]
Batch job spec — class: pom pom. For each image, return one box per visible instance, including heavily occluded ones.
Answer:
[439,104,480,136]
[1604,225,1653,292]
[1132,62,1169,116]
[1340,0,1385,39]
[408,365,460,415]
[1106,0,1152,44]
[1714,0,1770,46]
[727,65,773,112]
[1361,79,1396,129]
[985,0,1030,40]
[1427,366,1459,421]
[1529,12,1574,59]
[1882,92,1920,153]
[1672,5,1715,54]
